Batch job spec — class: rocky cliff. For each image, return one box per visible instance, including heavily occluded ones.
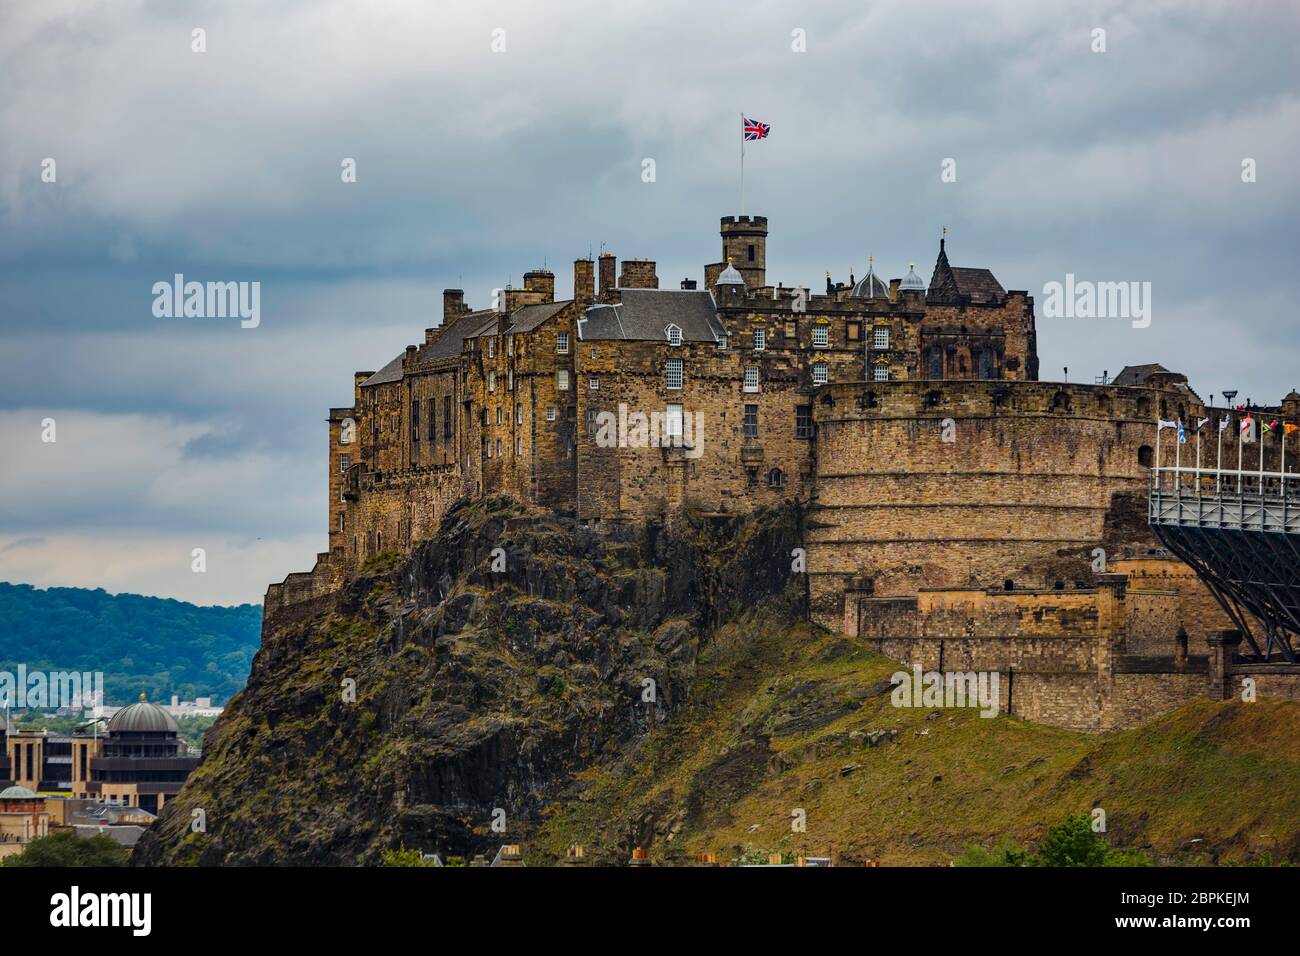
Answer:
[132,496,804,865]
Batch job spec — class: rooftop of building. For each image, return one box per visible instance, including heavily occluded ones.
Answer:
[106,696,179,735]
[579,288,725,343]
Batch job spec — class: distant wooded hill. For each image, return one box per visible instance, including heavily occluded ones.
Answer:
[0,582,260,706]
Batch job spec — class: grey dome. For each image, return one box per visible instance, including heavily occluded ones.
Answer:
[852,260,889,299]
[717,260,745,286]
[0,785,38,799]
[900,263,925,291]
[107,697,179,734]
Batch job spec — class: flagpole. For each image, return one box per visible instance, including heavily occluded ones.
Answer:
[1238,418,1244,494]
[739,113,745,216]
[1216,418,1223,495]
[1195,421,1202,498]
[1155,418,1162,489]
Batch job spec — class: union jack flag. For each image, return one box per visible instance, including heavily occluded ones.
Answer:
[743,117,771,141]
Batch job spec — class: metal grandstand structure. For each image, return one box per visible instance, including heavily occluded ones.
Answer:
[1149,465,1300,663]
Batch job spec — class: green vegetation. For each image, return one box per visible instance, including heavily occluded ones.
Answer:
[1,831,129,867]
[954,816,1153,867]
[0,581,259,703]
[535,602,1300,866]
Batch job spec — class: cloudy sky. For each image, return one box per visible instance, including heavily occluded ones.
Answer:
[1,0,1297,605]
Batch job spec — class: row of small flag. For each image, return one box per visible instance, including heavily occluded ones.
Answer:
[1158,414,1299,443]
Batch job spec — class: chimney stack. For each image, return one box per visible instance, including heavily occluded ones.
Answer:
[443,289,466,323]
[598,252,616,302]
[522,269,555,303]
[573,258,595,306]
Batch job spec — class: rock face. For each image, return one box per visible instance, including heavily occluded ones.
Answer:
[132,497,803,866]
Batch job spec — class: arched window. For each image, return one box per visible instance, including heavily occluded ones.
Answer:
[1051,390,1071,412]
[1136,397,1152,418]
[767,468,785,489]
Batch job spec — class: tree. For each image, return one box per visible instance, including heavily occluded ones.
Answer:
[2,830,129,867]
[1032,815,1110,867]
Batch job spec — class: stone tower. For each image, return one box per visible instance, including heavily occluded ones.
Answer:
[720,215,767,289]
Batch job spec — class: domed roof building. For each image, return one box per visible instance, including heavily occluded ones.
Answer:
[107,696,180,735]
[852,258,889,300]
[899,263,926,292]
[0,784,37,800]
[71,693,198,814]
[716,258,745,287]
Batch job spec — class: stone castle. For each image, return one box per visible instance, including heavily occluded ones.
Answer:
[267,213,1300,730]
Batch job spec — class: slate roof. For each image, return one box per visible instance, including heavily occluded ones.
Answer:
[1112,364,1172,386]
[578,289,724,343]
[361,309,502,386]
[361,351,406,387]
[507,300,571,333]
[926,239,1006,306]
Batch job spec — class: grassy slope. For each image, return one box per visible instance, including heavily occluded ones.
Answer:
[536,599,1300,866]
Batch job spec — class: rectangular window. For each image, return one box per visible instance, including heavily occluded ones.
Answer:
[588,377,600,390]
[486,437,493,459]
[796,405,813,439]
[743,366,760,393]
[743,404,758,438]
[752,328,766,351]
[847,321,861,342]
[488,370,496,392]
[874,365,890,382]
[666,358,683,390]
[339,455,351,472]
[488,338,496,358]
[338,512,345,532]
[873,327,890,350]
[667,325,683,346]
[557,332,569,354]
[516,403,523,425]
[557,369,570,391]
[546,406,557,422]
[812,326,829,348]
[496,406,502,425]
[516,436,523,455]
[427,399,436,442]
[717,335,727,351]
[812,362,829,385]
[665,403,684,438]
[410,400,420,441]
[785,321,796,339]
[496,438,502,457]
[443,396,452,440]
[507,336,514,356]
[508,370,514,391]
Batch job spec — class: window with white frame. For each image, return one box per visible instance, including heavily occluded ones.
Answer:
[557,369,570,391]
[507,336,514,356]
[812,325,829,348]
[516,436,523,455]
[666,324,683,346]
[743,366,760,393]
[508,370,514,391]
[516,403,523,425]
[496,406,502,425]
[546,406,557,422]
[488,338,496,358]
[752,328,766,351]
[556,332,569,354]
[717,335,727,351]
[812,362,829,385]
[488,370,496,392]
[873,326,890,350]
[665,357,683,390]
[588,376,599,390]
[874,365,890,382]
[339,455,351,472]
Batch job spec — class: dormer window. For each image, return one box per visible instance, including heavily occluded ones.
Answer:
[717,335,728,351]
[666,324,683,346]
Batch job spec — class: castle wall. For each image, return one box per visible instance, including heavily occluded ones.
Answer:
[807,379,1187,631]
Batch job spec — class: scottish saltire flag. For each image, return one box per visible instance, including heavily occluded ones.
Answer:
[743,117,771,141]
[1177,421,1186,444]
